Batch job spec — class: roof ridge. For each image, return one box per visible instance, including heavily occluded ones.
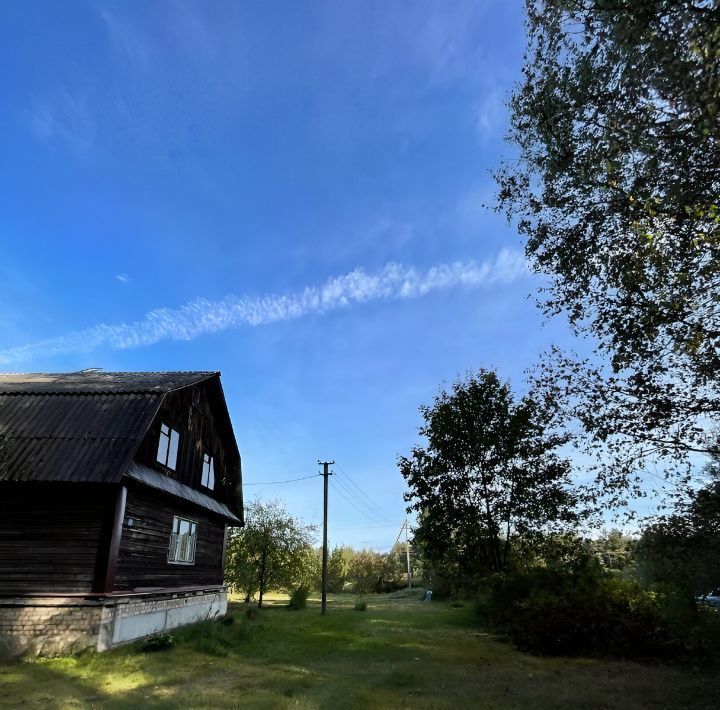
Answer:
[0,371,221,395]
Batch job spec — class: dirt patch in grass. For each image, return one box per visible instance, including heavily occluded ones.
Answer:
[0,593,717,709]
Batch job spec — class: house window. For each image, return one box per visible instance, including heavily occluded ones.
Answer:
[168,516,198,564]
[157,423,180,470]
[201,453,215,489]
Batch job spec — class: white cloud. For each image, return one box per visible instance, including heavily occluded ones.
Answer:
[28,87,95,151]
[0,250,528,365]
[115,274,130,284]
[475,89,507,140]
[98,8,151,69]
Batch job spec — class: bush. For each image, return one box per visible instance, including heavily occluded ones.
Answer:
[141,633,175,652]
[487,567,674,659]
[288,587,309,610]
[354,599,368,611]
[172,607,263,657]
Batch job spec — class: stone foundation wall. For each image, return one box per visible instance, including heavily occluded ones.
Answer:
[0,588,227,658]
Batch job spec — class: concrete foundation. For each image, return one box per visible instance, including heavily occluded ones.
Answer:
[0,587,227,657]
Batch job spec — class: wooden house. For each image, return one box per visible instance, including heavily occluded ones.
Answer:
[0,371,243,656]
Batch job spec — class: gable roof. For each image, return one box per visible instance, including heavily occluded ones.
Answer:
[0,371,219,484]
[0,370,217,394]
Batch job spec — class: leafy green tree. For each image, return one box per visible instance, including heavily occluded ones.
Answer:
[497,1,720,485]
[399,370,576,586]
[637,453,720,596]
[348,550,404,595]
[225,499,317,607]
[592,529,637,572]
[326,546,354,593]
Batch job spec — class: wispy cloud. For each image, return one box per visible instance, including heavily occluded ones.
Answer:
[28,87,95,151]
[0,250,528,365]
[98,8,151,69]
[475,88,507,140]
[115,273,130,284]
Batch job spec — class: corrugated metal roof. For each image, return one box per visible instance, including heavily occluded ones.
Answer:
[125,462,241,524]
[0,371,242,524]
[0,371,220,482]
[0,371,217,394]
[0,392,160,483]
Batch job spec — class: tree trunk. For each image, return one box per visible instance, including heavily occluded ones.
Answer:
[258,548,267,608]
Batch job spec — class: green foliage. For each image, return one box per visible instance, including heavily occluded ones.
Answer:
[490,569,670,659]
[592,529,637,572]
[326,546,354,593]
[224,499,318,607]
[353,599,367,611]
[637,453,720,596]
[288,587,309,610]
[399,369,576,587]
[497,1,720,485]
[486,531,720,663]
[140,633,175,653]
[348,549,405,595]
[172,608,262,657]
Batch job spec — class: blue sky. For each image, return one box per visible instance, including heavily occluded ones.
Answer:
[0,0,591,549]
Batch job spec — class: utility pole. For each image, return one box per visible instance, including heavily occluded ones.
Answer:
[318,460,334,615]
[404,517,412,589]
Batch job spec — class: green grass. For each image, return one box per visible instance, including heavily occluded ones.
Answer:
[0,590,718,709]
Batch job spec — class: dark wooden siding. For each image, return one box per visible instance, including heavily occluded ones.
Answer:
[114,485,226,591]
[0,484,110,594]
[133,382,239,515]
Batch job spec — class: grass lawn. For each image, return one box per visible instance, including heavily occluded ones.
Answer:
[0,590,718,709]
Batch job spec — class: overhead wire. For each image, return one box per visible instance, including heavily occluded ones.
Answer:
[333,463,396,522]
[331,474,396,525]
[329,478,395,526]
[241,463,402,551]
[243,474,318,486]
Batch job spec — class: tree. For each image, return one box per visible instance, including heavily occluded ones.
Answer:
[225,499,317,607]
[637,451,720,596]
[326,546,354,593]
[497,1,720,486]
[347,550,404,595]
[592,529,637,572]
[398,370,576,587]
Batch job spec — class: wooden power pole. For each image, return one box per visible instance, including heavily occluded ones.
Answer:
[404,517,412,589]
[318,460,334,615]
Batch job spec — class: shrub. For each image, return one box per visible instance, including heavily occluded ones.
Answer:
[172,608,263,656]
[487,567,674,659]
[354,599,368,611]
[141,633,175,652]
[288,587,309,610]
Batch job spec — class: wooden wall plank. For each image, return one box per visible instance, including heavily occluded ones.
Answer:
[114,484,226,591]
[0,484,108,594]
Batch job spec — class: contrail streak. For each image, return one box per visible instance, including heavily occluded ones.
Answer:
[0,249,527,365]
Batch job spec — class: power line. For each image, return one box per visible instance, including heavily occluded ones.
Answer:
[330,476,395,525]
[333,469,396,525]
[334,463,395,521]
[243,474,318,486]
[331,475,391,523]
[328,524,397,531]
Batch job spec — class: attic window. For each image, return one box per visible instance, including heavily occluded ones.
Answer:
[201,453,215,490]
[157,423,180,470]
[168,516,197,565]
